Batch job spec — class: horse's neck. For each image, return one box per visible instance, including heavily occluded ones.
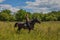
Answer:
[31,20,35,25]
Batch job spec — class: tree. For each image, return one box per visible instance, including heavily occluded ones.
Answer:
[15,9,28,21]
[0,9,14,21]
[0,13,10,21]
[1,9,11,15]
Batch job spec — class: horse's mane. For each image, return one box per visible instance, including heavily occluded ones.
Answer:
[28,19,35,24]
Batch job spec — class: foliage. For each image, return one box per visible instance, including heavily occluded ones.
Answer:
[0,9,15,21]
[0,9,60,21]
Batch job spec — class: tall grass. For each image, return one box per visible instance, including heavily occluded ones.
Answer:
[0,21,60,40]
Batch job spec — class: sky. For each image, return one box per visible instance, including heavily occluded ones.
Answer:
[0,0,60,13]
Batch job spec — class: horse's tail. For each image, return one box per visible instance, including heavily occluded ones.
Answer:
[14,23,18,28]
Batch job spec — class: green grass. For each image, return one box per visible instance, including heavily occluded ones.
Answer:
[0,21,60,40]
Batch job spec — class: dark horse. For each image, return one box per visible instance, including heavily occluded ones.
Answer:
[14,18,41,33]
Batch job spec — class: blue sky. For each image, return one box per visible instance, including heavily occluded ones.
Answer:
[1,0,34,6]
[0,0,60,13]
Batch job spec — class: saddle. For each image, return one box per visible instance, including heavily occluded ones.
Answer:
[24,23,27,27]
[24,22,30,27]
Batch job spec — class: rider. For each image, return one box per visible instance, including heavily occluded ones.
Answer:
[25,14,30,28]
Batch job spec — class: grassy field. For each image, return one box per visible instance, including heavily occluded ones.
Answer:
[0,21,60,40]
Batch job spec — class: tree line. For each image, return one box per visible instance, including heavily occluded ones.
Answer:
[0,9,60,21]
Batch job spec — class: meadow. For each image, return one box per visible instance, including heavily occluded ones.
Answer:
[0,21,60,40]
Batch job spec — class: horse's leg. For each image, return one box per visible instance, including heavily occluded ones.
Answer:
[28,28,31,33]
[17,27,21,33]
[31,27,34,30]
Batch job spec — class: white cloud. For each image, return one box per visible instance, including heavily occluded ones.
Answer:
[0,0,60,13]
[0,4,20,12]
[25,0,60,13]
[0,0,5,3]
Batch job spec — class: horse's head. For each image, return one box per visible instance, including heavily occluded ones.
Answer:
[33,18,41,24]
